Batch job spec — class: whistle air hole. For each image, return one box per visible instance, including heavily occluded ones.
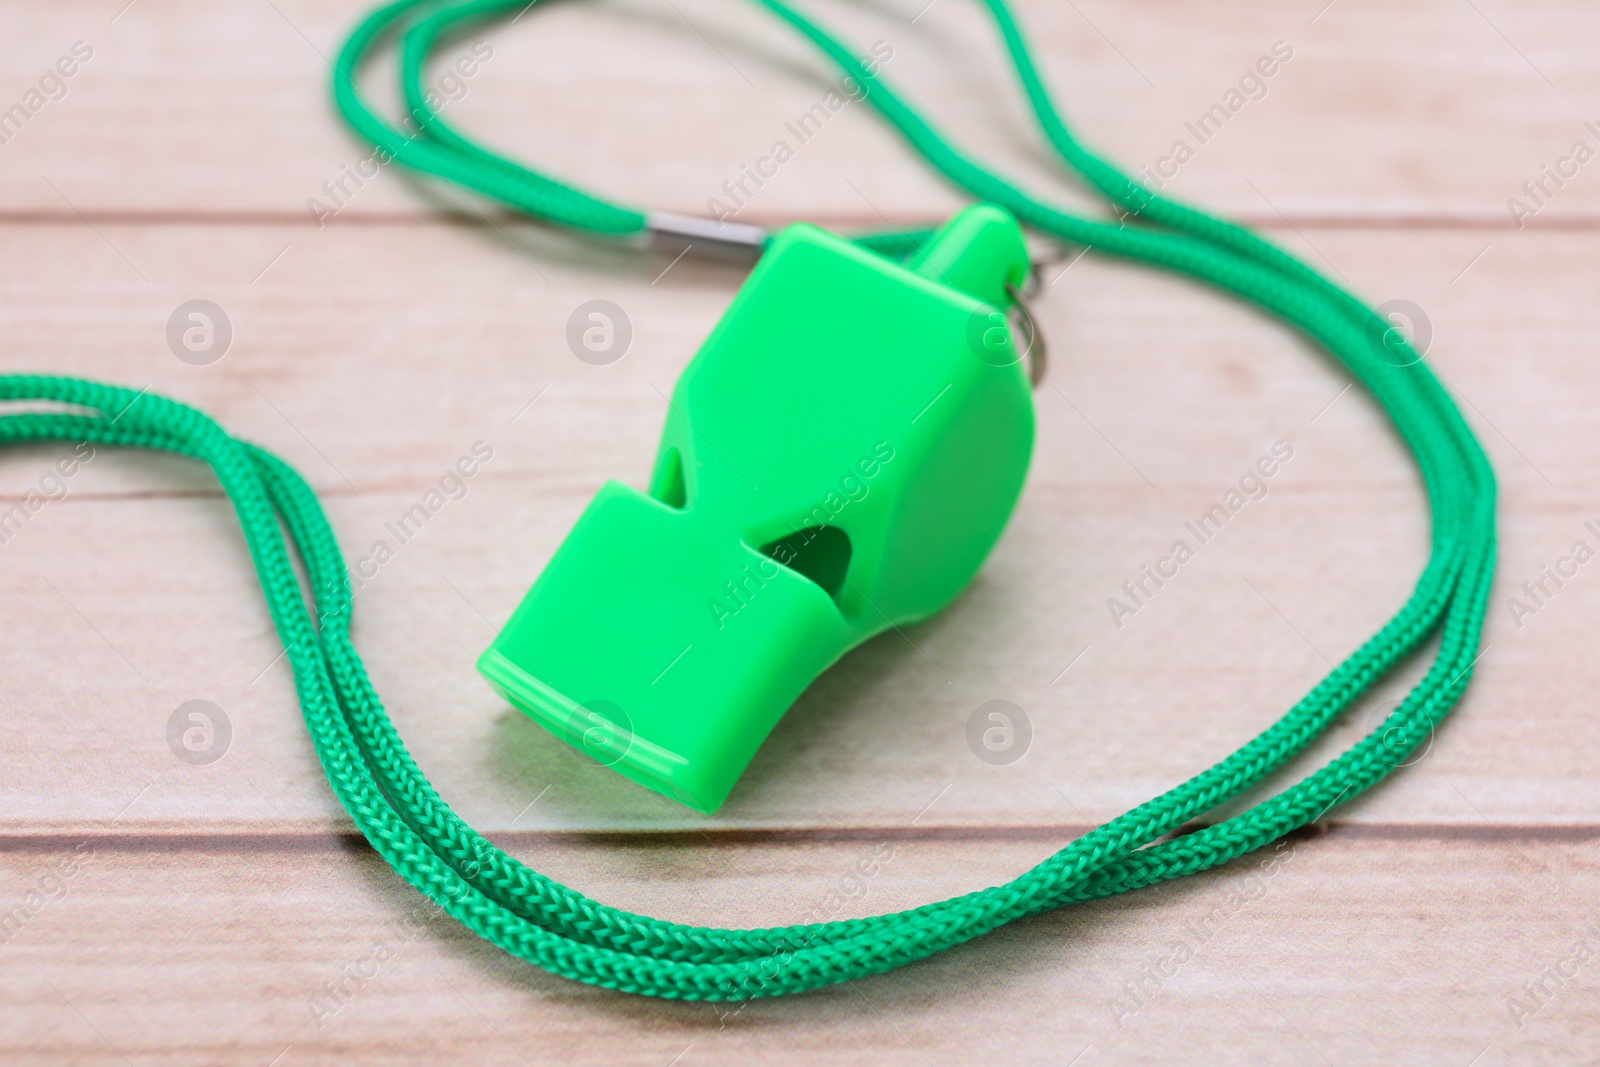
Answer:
[760,526,852,603]
[652,447,688,509]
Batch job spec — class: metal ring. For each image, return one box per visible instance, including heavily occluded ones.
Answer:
[1022,239,1077,299]
[1022,258,1045,300]
[1004,281,1048,389]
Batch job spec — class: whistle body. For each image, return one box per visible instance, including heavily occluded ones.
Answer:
[479,204,1035,811]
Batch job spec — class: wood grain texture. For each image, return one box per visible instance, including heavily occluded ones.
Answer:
[0,0,1594,223]
[1,832,1597,1066]
[0,0,1596,1061]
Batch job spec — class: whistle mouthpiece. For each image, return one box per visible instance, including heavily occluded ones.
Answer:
[479,203,1036,812]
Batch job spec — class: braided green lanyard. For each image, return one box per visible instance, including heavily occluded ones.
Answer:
[5,0,1493,1000]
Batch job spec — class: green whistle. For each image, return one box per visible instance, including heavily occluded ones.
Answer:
[478,204,1035,812]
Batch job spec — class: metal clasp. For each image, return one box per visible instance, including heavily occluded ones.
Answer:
[646,212,768,265]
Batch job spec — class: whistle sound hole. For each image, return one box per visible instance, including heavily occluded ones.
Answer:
[652,447,687,509]
[760,526,852,603]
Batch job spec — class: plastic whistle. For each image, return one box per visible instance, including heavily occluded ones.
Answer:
[478,203,1036,812]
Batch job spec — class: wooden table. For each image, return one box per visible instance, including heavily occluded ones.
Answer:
[1,0,1595,1062]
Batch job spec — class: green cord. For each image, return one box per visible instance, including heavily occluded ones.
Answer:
[2,0,1493,1000]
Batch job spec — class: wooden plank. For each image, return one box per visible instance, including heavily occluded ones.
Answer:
[0,831,1594,1064]
[3,473,1595,834]
[0,0,1595,223]
[0,220,1580,497]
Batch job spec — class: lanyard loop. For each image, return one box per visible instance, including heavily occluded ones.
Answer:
[321,0,1492,995]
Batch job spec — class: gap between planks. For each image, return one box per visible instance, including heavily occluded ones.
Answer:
[2,822,1598,852]
[0,209,1597,232]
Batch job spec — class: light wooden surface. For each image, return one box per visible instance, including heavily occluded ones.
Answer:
[1,0,1597,1062]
